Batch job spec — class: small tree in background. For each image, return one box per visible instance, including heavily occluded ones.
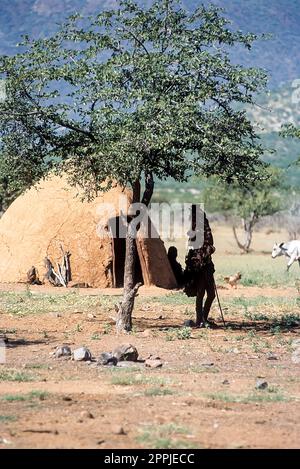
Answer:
[0,0,268,331]
[203,167,284,253]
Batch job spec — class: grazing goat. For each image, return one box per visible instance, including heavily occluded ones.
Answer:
[271,241,300,271]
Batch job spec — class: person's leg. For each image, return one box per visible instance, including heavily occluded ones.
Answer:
[203,271,216,322]
[196,276,206,327]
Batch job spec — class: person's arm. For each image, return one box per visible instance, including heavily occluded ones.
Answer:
[204,215,214,246]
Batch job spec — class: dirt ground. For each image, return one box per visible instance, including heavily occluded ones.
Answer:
[0,280,299,449]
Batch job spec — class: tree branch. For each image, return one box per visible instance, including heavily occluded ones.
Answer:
[21,86,97,141]
[123,28,150,56]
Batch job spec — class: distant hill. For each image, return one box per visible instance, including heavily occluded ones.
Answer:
[246,84,300,186]
[248,85,300,133]
[0,0,300,88]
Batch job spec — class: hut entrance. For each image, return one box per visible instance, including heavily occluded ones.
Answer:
[109,217,143,288]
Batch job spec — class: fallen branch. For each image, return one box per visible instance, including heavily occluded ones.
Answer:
[23,429,58,434]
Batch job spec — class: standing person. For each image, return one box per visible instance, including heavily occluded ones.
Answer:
[184,205,216,328]
[167,246,184,288]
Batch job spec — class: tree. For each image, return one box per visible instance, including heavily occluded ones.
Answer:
[0,0,268,331]
[203,167,284,253]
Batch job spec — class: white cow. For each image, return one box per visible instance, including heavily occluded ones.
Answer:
[272,241,300,271]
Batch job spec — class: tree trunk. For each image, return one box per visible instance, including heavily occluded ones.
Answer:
[242,218,253,252]
[115,218,141,332]
[232,213,257,253]
[116,173,154,333]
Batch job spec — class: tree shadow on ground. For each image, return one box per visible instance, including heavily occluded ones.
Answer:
[0,336,47,349]
[216,318,300,334]
[132,316,183,330]
[132,316,300,334]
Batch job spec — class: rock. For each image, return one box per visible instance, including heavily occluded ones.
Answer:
[112,425,126,435]
[73,347,92,361]
[55,345,72,359]
[80,410,94,419]
[112,344,138,362]
[145,358,163,368]
[267,352,278,360]
[229,348,240,354]
[62,396,72,402]
[183,320,195,327]
[87,313,95,319]
[255,379,268,390]
[98,352,118,366]
[200,361,214,367]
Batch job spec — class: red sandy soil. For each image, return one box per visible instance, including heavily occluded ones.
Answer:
[0,283,299,449]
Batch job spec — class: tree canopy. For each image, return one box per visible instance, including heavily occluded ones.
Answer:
[0,0,268,200]
[203,166,284,252]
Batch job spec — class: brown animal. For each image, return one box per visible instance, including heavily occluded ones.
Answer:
[224,272,242,289]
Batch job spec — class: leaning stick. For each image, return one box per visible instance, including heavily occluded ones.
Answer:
[213,278,226,327]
